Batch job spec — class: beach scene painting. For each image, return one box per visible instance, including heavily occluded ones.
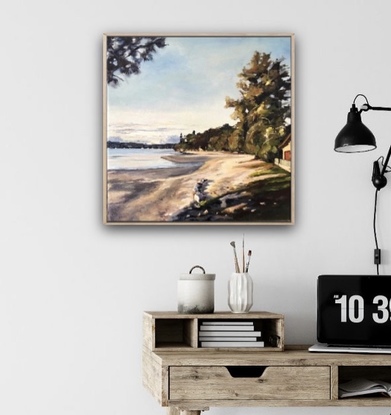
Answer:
[103,34,294,225]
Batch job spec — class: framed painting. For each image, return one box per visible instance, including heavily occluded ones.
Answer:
[103,33,295,225]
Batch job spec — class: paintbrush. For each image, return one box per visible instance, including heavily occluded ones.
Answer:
[245,250,252,273]
[230,241,240,273]
[242,234,245,273]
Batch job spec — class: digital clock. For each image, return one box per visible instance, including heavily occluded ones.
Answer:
[317,275,391,346]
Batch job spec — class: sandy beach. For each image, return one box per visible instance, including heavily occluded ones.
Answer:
[106,151,290,223]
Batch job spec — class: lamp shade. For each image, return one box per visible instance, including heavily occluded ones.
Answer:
[334,104,377,153]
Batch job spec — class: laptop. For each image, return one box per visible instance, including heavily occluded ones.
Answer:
[309,275,391,354]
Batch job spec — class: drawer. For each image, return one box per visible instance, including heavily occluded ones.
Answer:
[170,365,330,400]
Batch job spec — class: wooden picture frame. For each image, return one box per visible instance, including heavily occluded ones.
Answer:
[103,34,295,225]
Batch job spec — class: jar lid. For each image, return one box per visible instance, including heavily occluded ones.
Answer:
[180,265,215,280]
[180,273,215,281]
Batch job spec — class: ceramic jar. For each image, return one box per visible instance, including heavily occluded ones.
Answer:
[228,272,253,313]
[178,265,215,314]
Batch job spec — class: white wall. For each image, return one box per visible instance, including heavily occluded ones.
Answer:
[1,0,391,414]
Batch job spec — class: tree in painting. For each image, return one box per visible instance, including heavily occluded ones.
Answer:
[225,51,291,162]
[106,36,167,86]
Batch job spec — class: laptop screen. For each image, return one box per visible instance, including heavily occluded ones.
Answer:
[317,275,391,346]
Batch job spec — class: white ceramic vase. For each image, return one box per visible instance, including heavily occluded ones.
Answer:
[228,272,253,313]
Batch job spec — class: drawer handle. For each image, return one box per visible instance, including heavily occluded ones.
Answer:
[226,366,267,378]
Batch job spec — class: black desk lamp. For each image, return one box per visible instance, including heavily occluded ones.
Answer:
[335,94,391,274]
[335,94,391,191]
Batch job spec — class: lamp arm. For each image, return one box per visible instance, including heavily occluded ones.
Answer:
[368,106,391,112]
[372,145,391,190]
[361,103,391,112]
[362,100,391,175]
[381,144,391,177]
[361,100,391,175]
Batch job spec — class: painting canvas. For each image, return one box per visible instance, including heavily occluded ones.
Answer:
[103,34,294,225]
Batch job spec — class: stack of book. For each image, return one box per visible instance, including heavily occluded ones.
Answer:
[199,321,264,348]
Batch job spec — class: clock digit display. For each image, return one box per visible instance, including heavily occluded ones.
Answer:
[373,295,390,323]
[334,294,391,324]
[318,275,391,346]
[334,294,364,323]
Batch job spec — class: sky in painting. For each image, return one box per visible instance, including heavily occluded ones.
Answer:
[107,36,292,144]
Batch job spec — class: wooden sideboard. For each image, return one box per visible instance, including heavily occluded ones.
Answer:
[142,311,391,415]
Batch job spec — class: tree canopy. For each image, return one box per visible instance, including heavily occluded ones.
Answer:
[175,51,291,161]
[106,36,166,86]
[225,51,291,161]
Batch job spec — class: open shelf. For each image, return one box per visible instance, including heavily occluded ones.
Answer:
[198,317,282,349]
[338,366,391,400]
[143,311,284,351]
[155,318,196,349]
[339,366,391,383]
